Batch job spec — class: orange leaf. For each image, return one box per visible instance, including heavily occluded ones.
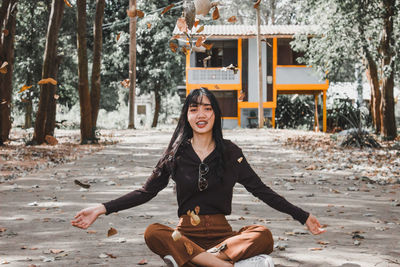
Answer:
[121,78,130,88]
[212,6,220,20]
[38,78,57,85]
[176,17,188,33]
[137,10,144,18]
[18,85,32,93]
[309,247,323,251]
[63,0,72,7]
[194,19,200,28]
[228,16,237,23]
[116,33,121,41]
[169,42,178,53]
[195,37,204,47]
[0,61,8,74]
[196,25,205,33]
[3,29,9,36]
[254,0,261,9]
[202,43,213,50]
[161,4,174,15]
[107,227,118,237]
[45,135,58,146]
[138,259,148,265]
[147,23,152,29]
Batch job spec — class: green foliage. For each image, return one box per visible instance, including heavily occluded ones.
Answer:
[327,99,372,131]
[275,95,315,130]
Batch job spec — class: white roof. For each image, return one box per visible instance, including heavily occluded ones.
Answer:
[173,24,317,37]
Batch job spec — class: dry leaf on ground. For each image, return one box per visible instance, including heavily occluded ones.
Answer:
[50,249,64,254]
[45,135,58,146]
[138,259,148,265]
[309,247,323,251]
[74,179,90,189]
[107,227,118,237]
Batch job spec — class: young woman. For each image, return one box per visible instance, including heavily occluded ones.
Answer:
[71,88,325,267]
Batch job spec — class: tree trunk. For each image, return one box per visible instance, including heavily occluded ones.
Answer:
[379,0,397,140]
[33,0,64,144]
[152,86,160,128]
[365,56,381,133]
[77,0,93,143]
[0,0,17,145]
[128,0,136,129]
[270,0,276,25]
[90,0,105,137]
[45,54,63,136]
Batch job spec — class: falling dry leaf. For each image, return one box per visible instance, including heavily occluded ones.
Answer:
[147,23,152,29]
[137,259,148,265]
[3,29,9,36]
[121,78,130,88]
[45,135,58,146]
[184,242,193,255]
[116,33,121,41]
[107,227,118,237]
[38,78,57,85]
[169,42,178,53]
[212,6,220,20]
[63,0,72,8]
[202,43,213,50]
[228,16,237,23]
[254,0,261,9]
[50,249,64,254]
[171,230,182,241]
[0,61,8,74]
[74,179,90,189]
[18,85,32,94]
[161,4,174,15]
[176,17,188,33]
[137,10,144,18]
[196,25,205,33]
[195,37,205,47]
[194,19,200,28]
[181,46,188,55]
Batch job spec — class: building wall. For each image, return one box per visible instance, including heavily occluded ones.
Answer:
[248,39,267,102]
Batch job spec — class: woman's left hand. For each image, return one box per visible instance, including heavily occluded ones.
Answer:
[305,214,326,235]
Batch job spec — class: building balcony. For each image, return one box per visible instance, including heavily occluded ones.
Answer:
[187,67,240,85]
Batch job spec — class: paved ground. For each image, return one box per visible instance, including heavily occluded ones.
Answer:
[1,129,399,267]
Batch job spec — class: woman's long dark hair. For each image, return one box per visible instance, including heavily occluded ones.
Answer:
[155,87,225,178]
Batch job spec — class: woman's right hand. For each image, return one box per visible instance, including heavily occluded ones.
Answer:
[71,204,106,229]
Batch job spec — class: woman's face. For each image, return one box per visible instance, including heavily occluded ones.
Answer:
[187,95,215,135]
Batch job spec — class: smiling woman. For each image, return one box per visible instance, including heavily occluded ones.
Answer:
[71,88,325,267]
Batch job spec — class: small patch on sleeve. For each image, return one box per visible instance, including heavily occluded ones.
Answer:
[184,242,193,255]
[237,157,243,163]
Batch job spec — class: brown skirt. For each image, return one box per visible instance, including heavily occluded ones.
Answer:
[144,214,274,267]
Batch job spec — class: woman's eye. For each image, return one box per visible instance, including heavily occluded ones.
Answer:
[189,108,197,112]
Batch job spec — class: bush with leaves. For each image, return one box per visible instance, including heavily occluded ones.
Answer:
[275,95,315,130]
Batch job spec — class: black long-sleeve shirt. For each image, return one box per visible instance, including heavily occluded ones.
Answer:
[103,139,310,224]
